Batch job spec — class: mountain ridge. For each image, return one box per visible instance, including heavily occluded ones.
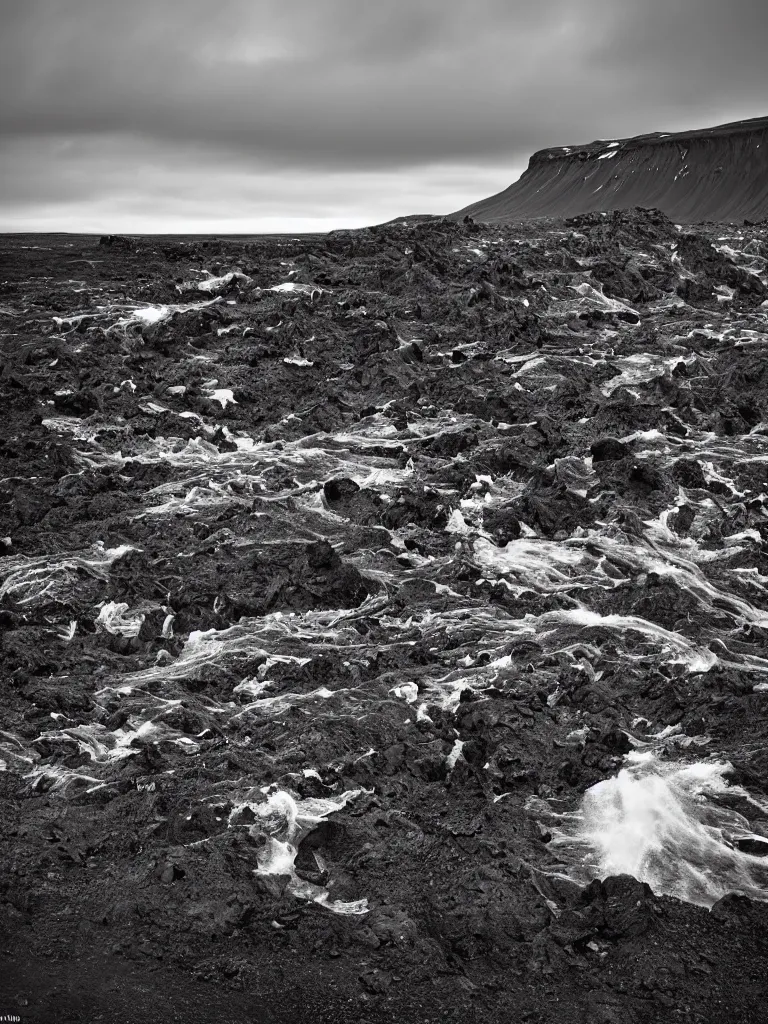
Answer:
[452,115,768,224]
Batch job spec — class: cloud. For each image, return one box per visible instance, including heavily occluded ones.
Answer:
[1,0,766,230]
[0,133,520,232]
[0,1,584,167]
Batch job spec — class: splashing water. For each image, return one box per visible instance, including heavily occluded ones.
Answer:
[0,543,135,606]
[20,258,768,929]
[229,788,370,915]
[532,754,768,908]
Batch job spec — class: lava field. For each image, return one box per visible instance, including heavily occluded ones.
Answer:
[2,209,768,1022]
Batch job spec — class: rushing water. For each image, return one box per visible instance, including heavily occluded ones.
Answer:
[4,237,768,916]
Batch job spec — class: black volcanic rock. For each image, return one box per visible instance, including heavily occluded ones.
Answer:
[5,215,768,1024]
[591,437,631,462]
[453,115,768,223]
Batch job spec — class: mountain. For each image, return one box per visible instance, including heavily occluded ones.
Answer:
[452,115,768,224]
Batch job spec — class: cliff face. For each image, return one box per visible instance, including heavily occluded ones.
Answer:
[453,115,768,224]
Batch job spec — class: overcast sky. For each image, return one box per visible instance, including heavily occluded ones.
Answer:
[1,0,766,233]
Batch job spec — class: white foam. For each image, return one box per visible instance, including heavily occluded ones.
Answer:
[180,271,251,294]
[445,738,465,772]
[57,620,78,642]
[133,306,166,325]
[602,351,695,395]
[207,388,237,408]
[95,601,146,637]
[391,682,419,704]
[270,282,326,298]
[231,788,369,914]
[0,544,135,606]
[536,756,768,908]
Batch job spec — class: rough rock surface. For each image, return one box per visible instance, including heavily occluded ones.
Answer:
[1,212,768,1022]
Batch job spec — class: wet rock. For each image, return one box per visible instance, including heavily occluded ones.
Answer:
[590,437,631,461]
[592,725,632,755]
[368,907,418,947]
[671,457,707,488]
[581,875,656,940]
[306,539,340,571]
[323,477,360,505]
[710,892,768,927]
[6,215,768,1024]
[482,505,522,545]
[734,837,768,857]
[52,389,100,416]
[670,502,696,534]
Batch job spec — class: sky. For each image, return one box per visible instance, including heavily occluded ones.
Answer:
[1,0,766,234]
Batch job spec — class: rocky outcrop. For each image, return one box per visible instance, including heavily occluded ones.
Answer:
[453,115,768,224]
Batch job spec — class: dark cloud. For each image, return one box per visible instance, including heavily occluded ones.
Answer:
[1,0,766,229]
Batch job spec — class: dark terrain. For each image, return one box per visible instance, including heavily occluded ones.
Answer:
[455,116,768,224]
[1,210,768,1022]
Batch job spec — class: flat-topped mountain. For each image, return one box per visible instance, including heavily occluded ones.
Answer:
[453,115,768,224]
